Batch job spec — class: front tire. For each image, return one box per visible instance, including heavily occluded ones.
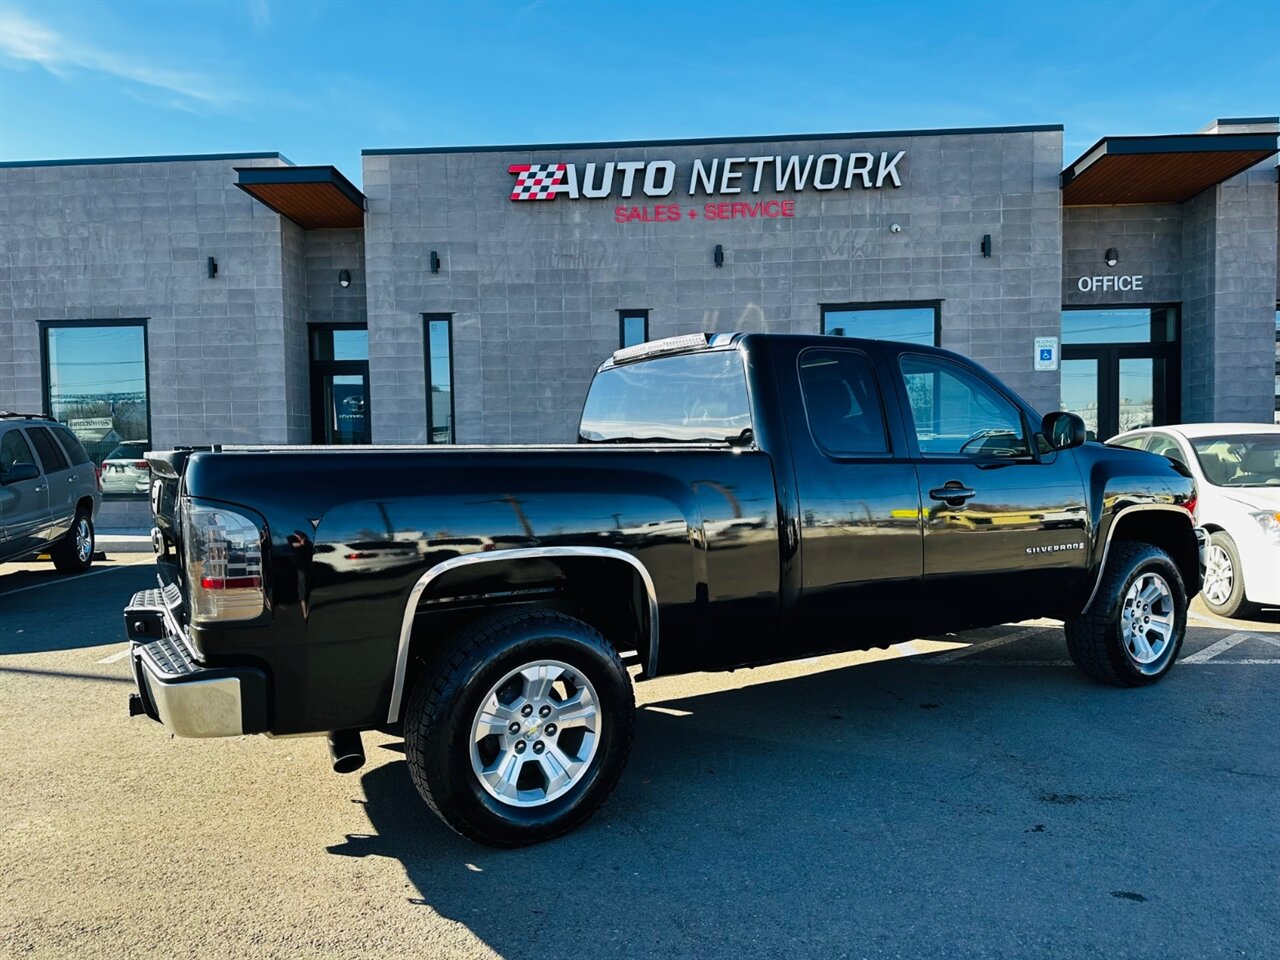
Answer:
[52,512,94,574]
[403,609,635,847]
[1201,531,1258,620]
[1065,541,1186,687]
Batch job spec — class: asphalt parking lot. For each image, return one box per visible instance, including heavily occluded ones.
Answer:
[2,556,1277,960]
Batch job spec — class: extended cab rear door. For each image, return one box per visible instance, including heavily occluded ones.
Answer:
[774,338,926,649]
[886,347,1090,625]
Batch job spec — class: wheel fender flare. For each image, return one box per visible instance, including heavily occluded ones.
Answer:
[385,547,659,725]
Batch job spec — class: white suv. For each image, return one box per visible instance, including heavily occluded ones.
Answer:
[0,413,103,573]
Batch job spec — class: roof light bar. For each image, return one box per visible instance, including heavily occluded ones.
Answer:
[612,333,709,364]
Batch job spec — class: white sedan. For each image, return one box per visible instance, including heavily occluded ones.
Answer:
[1109,423,1279,619]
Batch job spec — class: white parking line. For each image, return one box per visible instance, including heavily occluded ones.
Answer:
[96,647,132,665]
[0,564,137,599]
[928,627,1053,663]
[937,657,1280,667]
[1181,632,1253,664]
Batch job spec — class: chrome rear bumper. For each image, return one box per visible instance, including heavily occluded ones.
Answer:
[125,588,268,738]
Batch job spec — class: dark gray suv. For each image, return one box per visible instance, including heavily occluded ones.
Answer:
[0,413,103,572]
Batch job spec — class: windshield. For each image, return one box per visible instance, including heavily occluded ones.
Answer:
[1189,434,1280,488]
[579,350,752,443]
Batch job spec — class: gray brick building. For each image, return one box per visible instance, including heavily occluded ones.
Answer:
[1,119,1276,528]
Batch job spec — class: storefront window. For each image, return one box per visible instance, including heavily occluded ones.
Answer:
[43,321,150,499]
[1273,308,1279,419]
[425,315,454,443]
[1061,307,1176,344]
[619,310,648,349]
[822,303,938,345]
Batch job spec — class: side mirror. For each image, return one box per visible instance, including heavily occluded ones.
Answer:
[2,462,41,485]
[1042,411,1087,451]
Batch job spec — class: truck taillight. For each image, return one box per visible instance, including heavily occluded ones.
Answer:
[1184,493,1198,522]
[183,502,265,623]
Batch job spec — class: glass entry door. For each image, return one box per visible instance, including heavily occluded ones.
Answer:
[1060,307,1178,442]
[313,370,371,444]
[1061,349,1175,441]
[310,325,371,444]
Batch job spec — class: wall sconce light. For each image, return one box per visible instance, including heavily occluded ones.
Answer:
[713,244,724,268]
[338,269,351,288]
[207,256,218,279]
[429,251,441,274]
[980,234,992,258]
[889,223,902,234]
[1104,247,1119,267]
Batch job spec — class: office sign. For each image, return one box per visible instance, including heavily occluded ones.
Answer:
[1076,275,1144,293]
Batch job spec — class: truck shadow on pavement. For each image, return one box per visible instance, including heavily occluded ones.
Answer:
[327,653,1271,959]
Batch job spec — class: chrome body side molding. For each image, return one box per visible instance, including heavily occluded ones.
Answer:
[385,546,660,724]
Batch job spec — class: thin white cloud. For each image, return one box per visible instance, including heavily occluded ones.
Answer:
[248,0,271,31]
[0,6,236,107]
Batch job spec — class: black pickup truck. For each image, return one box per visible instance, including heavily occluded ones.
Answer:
[124,333,1204,846]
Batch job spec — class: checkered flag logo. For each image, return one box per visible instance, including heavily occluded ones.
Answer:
[508,163,567,201]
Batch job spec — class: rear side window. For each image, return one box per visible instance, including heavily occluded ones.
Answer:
[1,429,38,471]
[52,426,93,465]
[580,351,752,443]
[798,348,889,455]
[1145,433,1187,467]
[26,426,70,472]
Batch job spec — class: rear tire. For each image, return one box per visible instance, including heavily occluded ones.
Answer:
[403,609,635,847]
[1064,541,1186,687]
[52,512,94,574]
[1201,531,1258,620]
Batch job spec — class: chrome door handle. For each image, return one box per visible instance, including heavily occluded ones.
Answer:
[929,482,976,506]
[34,484,47,493]
[68,475,78,482]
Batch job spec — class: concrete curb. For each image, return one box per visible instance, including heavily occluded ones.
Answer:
[97,533,153,554]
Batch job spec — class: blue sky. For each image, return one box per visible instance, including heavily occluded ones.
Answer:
[1,0,1276,185]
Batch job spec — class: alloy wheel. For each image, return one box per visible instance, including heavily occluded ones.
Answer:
[74,519,92,564]
[1121,571,1176,665]
[1202,544,1234,607]
[468,660,601,808]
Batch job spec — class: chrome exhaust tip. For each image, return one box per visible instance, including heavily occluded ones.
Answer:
[327,730,365,774]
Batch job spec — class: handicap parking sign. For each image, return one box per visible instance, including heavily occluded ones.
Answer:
[1033,336,1059,372]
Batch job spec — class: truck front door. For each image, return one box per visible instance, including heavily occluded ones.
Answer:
[891,350,1089,626]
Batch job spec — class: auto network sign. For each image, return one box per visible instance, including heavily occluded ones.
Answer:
[508,151,906,223]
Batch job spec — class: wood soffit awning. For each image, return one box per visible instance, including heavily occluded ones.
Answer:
[1061,132,1278,206]
[235,166,366,229]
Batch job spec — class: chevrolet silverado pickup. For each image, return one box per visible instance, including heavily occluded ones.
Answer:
[123,333,1205,846]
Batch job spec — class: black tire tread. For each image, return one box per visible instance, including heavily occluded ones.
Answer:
[403,607,633,847]
[1064,540,1183,687]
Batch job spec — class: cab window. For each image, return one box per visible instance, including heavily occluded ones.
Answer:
[798,348,889,456]
[899,355,1029,458]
